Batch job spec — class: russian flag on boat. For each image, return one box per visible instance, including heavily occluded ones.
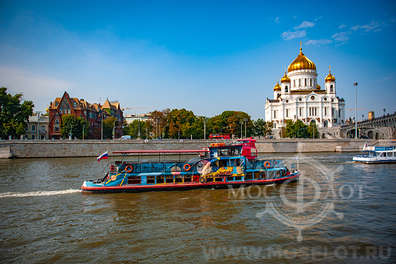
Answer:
[97,151,108,162]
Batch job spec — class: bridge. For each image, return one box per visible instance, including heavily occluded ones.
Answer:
[340,112,396,139]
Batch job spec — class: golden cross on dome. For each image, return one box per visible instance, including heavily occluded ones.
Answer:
[329,65,331,73]
[300,41,302,53]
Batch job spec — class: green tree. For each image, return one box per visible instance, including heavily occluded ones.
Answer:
[149,110,169,138]
[284,120,311,138]
[61,114,89,139]
[253,119,273,137]
[167,108,196,139]
[0,87,34,139]
[207,111,253,138]
[103,116,117,139]
[308,121,319,138]
[123,120,149,139]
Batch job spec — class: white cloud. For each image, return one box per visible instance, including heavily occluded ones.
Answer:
[294,21,315,29]
[351,21,382,32]
[332,32,350,43]
[281,30,306,40]
[274,17,280,24]
[306,39,332,46]
[0,66,73,111]
[338,24,347,29]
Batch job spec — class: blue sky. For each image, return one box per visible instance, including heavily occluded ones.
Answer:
[0,0,395,120]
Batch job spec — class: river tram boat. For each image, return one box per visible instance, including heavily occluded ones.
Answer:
[353,145,396,164]
[81,139,300,193]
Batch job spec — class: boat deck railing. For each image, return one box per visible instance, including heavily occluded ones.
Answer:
[117,161,201,174]
[115,159,287,175]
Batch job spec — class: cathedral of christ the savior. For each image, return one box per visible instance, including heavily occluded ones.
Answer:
[265,46,345,138]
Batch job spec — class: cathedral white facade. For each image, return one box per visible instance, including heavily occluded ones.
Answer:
[265,47,345,134]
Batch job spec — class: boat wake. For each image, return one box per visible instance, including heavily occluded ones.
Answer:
[0,189,81,198]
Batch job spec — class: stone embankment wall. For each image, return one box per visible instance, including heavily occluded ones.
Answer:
[0,139,384,158]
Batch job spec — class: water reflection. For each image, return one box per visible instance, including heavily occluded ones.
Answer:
[0,153,395,263]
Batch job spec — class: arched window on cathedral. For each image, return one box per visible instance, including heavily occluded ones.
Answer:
[305,78,307,86]
[285,86,288,92]
[293,80,296,88]
[298,79,301,87]
[310,79,312,87]
[330,85,333,93]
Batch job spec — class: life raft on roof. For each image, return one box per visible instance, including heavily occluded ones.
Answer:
[209,143,226,147]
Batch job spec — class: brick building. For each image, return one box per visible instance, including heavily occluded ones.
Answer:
[101,99,124,138]
[48,92,123,139]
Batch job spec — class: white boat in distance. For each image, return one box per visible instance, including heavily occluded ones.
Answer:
[353,144,396,164]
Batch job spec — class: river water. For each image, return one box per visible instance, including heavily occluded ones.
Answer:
[0,153,395,263]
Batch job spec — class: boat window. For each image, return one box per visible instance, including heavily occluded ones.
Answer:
[165,175,174,184]
[219,159,228,167]
[184,175,192,183]
[219,148,230,156]
[212,161,220,168]
[229,159,241,167]
[128,176,141,185]
[147,176,155,184]
[157,176,165,184]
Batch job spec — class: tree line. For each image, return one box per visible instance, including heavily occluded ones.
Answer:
[123,108,273,139]
[1,88,319,140]
[0,87,34,139]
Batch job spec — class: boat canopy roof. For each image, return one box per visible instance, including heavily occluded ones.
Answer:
[113,149,209,154]
[374,146,395,152]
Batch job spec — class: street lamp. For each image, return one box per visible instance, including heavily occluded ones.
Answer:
[354,82,358,139]
[138,117,141,139]
[69,123,73,140]
[112,120,117,140]
[100,111,103,140]
[203,117,207,140]
[243,118,248,138]
[36,111,41,140]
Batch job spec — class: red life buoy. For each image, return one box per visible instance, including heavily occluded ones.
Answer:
[183,163,191,171]
[264,161,271,168]
[124,165,133,173]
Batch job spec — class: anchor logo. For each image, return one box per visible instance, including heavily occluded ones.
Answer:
[256,154,344,241]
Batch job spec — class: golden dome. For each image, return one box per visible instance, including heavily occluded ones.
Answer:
[280,72,290,83]
[325,66,336,82]
[288,47,316,72]
[274,82,281,91]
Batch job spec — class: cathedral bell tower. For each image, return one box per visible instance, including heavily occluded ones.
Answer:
[325,66,336,94]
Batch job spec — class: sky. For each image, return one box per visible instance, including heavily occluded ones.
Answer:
[0,0,395,120]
